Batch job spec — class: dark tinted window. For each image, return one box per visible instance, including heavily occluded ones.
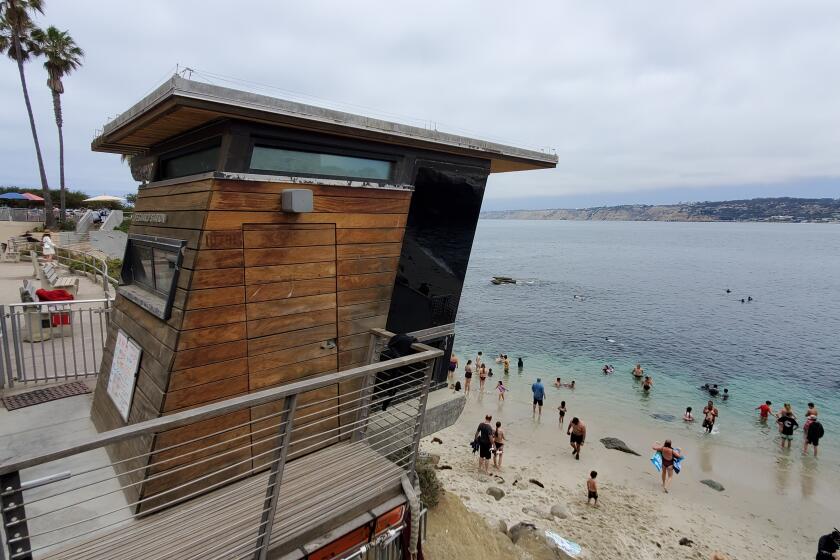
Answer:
[160,146,219,179]
[250,146,392,180]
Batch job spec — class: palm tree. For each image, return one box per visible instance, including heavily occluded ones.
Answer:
[0,0,55,228]
[32,25,83,223]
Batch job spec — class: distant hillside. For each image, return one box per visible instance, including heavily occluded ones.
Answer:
[481,197,840,223]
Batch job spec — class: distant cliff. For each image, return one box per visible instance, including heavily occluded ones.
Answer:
[481,197,840,223]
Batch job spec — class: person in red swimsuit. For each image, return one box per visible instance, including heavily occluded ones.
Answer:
[756,400,772,421]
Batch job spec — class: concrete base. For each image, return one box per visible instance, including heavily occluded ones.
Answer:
[421,388,466,438]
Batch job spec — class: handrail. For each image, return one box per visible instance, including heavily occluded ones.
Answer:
[0,335,442,476]
[5,298,112,308]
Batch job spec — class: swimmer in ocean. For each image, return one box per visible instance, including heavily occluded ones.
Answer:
[643,376,653,392]
[632,364,644,378]
[708,384,720,397]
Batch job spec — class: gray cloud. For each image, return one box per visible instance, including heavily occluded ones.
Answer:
[2,0,839,203]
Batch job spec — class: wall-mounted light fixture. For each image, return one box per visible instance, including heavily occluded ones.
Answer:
[281,189,314,213]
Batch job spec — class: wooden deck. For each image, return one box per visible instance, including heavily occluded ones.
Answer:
[43,441,405,560]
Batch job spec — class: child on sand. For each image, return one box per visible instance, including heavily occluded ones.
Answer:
[497,380,507,401]
[586,471,598,506]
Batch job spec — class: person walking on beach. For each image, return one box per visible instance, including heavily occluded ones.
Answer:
[652,439,681,493]
[703,401,718,434]
[558,400,567,427]
[475,415,494,473]
[493,421,506,469]
[756,400,773,421]
[479,364,488,393]
[586,471,599,506]
[567,417,586,460]
[632,364,644,378]
[464,360,473,396]
[777,411,799,449]
[448,353,459,389]
[803,416,824,457]
[532,378,546,419]
[496,380,507,402]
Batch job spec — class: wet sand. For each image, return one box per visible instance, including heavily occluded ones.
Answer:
[421,385,839,559]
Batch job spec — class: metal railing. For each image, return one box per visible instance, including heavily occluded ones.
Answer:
[0,331,442,560]
[0,299,112,389]
[0,209,45,223]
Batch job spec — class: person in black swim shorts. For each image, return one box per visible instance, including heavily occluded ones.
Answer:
[475,415,494,473]
[567,417,586,460]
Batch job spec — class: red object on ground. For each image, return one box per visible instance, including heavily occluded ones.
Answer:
[35,288,74,326]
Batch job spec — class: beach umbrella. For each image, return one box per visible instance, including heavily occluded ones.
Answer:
[0,192,28,200]
[22,193,44,202]
[83,195,126,202]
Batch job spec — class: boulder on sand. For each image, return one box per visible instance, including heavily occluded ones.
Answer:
[522,506,553,520]
[599,437,641,456]
[487,487,506,501]
[550,503,569,519]
[508,522,537,544]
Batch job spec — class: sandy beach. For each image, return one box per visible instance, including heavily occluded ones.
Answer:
[421,381,840,559]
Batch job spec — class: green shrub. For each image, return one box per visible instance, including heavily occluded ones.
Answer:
[416,462,443,508]
[115,218,131,233]
[106,259,123,282]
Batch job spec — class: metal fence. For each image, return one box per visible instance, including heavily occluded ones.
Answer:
[0,299,112,388]
[0,209,45,223]
[0,332,441,560]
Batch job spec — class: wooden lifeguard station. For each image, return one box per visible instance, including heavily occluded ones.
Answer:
[87,76,557,513]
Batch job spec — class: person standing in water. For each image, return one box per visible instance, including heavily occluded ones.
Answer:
[652,439,681,493]
[447,353,459,389]
[803,416,824,457]
[532,378,545,419]
[558,400,567,427]
[632,364,644,378]
[683,407,694,422]
[475,351,483,369]
[517,357,524,370]
[496,380,507,402]
[777,411,799,449]
[464,360,473,396]
[567,417,586,460]
[503,355,510,375]
[703,401,718,434]
[643,376,653,392]
[492,421,506,469]
[478,364,488,393]
[756,400,773,421]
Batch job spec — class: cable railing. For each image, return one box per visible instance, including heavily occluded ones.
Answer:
[0,330,442,560]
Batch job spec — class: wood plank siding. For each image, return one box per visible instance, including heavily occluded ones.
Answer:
[90,177,411,513]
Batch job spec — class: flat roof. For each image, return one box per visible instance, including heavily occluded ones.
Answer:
[91,75,558,173]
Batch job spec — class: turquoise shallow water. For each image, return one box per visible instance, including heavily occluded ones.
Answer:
[452,220,840,462]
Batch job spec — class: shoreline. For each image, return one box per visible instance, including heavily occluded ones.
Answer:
[421,385,839,559]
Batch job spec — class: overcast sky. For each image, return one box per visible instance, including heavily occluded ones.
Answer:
[2,1,840,209]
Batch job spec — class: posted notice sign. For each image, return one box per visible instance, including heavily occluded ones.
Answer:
[107,329,142,422]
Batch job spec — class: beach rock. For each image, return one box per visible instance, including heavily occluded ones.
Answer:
[701,479,725,492]
[508,522,537,544]
[599,437,641,456]
[550,503,569,519]
[431,437,443,444]
[497,520,508,535]
[487,487,506,501]
[426,453,440,465]
[522,506,553,520]
[529,478,545,488]
[679,537,694,547]
[435,464,453,470]
[494,476,505,484]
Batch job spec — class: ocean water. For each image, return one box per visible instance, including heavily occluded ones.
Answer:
[452,220,840,462]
